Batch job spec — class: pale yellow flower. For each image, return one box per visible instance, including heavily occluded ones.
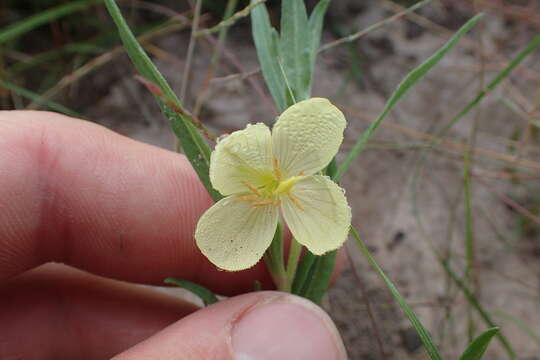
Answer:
[195,98,351,271]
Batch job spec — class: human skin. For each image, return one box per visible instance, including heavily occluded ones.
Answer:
[0,111,347,359]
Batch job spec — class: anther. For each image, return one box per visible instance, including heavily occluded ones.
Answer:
[252,199,275,207]
[288,193,304,211]
[241,181,262,196]
[273,158,281,181]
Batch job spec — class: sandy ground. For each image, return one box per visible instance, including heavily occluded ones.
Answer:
[84,2,540,358]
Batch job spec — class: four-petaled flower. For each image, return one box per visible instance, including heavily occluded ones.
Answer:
[195,98,351,271]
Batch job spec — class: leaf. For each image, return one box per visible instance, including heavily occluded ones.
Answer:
[291,250,316,294]
[334,13,484,182]
[300,250,337,304]
[0,0,103,45]
[308,0,330,72]
[280,0,310,101]
[250,0,285,111]
[104,0,221,201]
[351,226,443,360]
[459,327,499,360]
[164,278,218,306]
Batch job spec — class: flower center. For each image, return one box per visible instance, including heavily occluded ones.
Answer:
[234,159,304,209]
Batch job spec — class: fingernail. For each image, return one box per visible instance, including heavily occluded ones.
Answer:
[232,296,347,360]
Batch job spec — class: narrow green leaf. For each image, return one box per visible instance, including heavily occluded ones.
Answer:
[104,0,221,201]
[0,0,103,45]
[308,0,330,70]
[164,277,218,306]
[280,0,310,101]
[493,312,540,347]
[442,261,516,358]
[291,251,316,294]
[334,13,484,182]
[459,327,500,360]
[437,33,540,137]
[301,250,337,304]
[0,79,83,118]
[351,226,443,360]
[250,0,285,111]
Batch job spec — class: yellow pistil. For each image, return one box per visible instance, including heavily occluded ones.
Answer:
[275,176,303,195]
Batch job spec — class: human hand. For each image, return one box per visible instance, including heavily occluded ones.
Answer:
[0,111,347,359]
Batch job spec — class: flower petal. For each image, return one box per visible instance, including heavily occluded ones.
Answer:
[281,175,351,255]
[272,98,346,177]
[195,196,279,271]
[210,123,273,196]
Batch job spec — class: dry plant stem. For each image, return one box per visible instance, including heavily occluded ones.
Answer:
[344,243,387,360]
[177,0,202,152]
[180,0,201,102]
[344,106,540,173]
[26,21,190,110]
[192,0,238,118]
[472,173,540,227]
[134,75,216,141]
[194,0,266,37]
[382,0,540,81]
[319,0,434,52]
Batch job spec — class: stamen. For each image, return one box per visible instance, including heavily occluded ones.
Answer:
[241,181,262,196]
[288,193,304,211]
[252,199,275,207]
[273,158,281,181]
[272,200,282,206]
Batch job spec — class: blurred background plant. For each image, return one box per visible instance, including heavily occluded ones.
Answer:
[2,0,540,359]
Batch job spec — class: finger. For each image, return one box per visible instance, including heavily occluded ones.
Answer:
[0,110,270,295]
[114,291,347,360]
[0,263,199,359]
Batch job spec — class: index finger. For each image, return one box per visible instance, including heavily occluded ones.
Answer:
[0,111,270,295]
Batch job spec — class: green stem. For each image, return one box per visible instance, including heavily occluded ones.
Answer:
[285,238,302,292]
[264,221,287,291]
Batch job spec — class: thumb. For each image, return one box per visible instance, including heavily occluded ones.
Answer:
[114,291,347,360]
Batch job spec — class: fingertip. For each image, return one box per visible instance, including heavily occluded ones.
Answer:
[114,292,347,360]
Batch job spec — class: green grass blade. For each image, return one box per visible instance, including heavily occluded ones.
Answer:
[250,0,285,111]
[307,0,330,94]
[104,0,221,201]
[459,327,500,360]
[0,80,83,118]
[464,150,476,340]
[334,13,483,182]
[351,226,443,360]
[0,0,103,45]
[493,312,540,347]
[164,277,218,306]
[280,0,310,101]
[442,261,516,358]
[437,33,540,137]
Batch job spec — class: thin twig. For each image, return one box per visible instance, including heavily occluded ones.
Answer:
[195,0,266,37]
[180,0,202,101]
[135,75,216,141]
[319,0,434,52]
[27,21,189,110]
